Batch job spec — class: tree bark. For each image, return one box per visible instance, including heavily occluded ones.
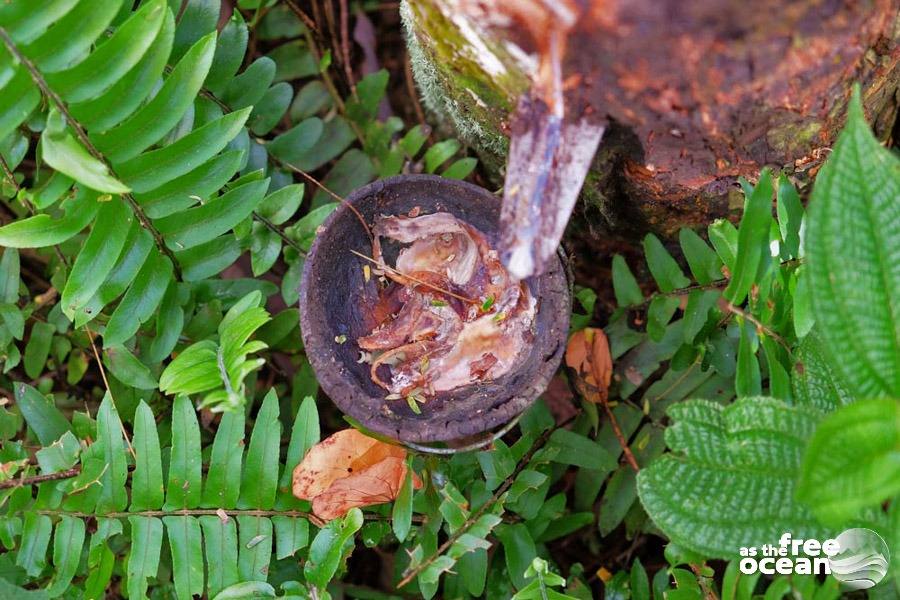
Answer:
[402,0,900,236]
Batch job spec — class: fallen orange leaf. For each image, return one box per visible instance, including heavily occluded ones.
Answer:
[292,429,422,521]
[565,327,613,403]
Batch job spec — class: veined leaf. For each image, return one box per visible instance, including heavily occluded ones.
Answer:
[131,401,164,511]
[798,398,900,524]
[643,234,690,293]
[20,0,121,73]
[46,0,166,103]
[0,0,80,45]
[791,330,853,412]
[61,197,132,317]
[611,255,643,307]
[41,109,130,193]
[199,515,239,597]
[205,10,248,95]
[92,32,216,163]
[723,170,774,304]
[103,251,172,347]
[15,512,51,577]
[156,178,269,250]
[304,508,364,589]
[46,515,84,596]
[0,188,100,248]
[237,516,273,582]
[96,393,128,513]
[679,228,722,285]
[13,382,71,446]
[126,516,164,600]
[164,395,202,510]
[202,409,245,509]
[237,389,280,510]
[69,8,175,132]
[163,516,204,600]
[805,87,900,398]
[637,397,825,558]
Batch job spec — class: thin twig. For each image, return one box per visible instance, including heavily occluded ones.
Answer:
[719,299,792,355]
[0,466,81,489]
[397,411,581,588]
[339,0,357,96]
[86,326,136,460]
[349,249,478,304]
[0,153,19,194]
[283,0,319,33]
[266,152,374,244]
[0,26,183,280]
[404,52,428,136]
[601,398,639,471]
[253,211,307,255]
[32,507,426,523]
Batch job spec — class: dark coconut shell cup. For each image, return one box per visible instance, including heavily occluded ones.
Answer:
[299,175,571,444]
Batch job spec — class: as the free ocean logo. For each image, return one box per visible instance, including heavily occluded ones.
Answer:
[739,529,890,590]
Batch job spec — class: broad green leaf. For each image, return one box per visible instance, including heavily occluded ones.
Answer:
[13,382,71,445]
[798,398,900,524]
[61,197,132,316]
[495,523,537,590]
[47,0,166,103]
[631,558,650,600]
[177,235,241,282]
[164,395,202,510]
[103,251,172,347]
[643,234,690,293]
[278,395,319,494]
[171,0,218,61]
[249,81,292,135]
[647,295,679,342]
[735,320,761,397]
[127,516,164,600]
[16,512,51,577]
[311,149,375,206]
[118,109,251,194]
[202,409,245,508]
[442,157,478,180]
[199,515,239,597]
[156,179,269,250]
[0,68,39,152]
[92,32,216,163]
[545,430,617,471]
[163,516,204,600]
[135,150,244,219]
[611,255,643,307]
[679,228,722,285]
[83,518,121,598]
[0,189,100,248]
[708,218,739,272]
[776,175,803,259]
[290,80,332,121]
[637,397,825,558]
[46,515,84,596]
[20,0,120,73]
[0,0,79,45]
[148,280,185,362]
[41,109,129,193]
[267,117,324,164]
[392,464,415,543]
[723,169,774,304]
[237,389,280,510]
[34,430,79,474]
[272,516,309,560]
[69,9,175,132]
[0,248,20,303]
[258,183,304,225]
[23,320,54,379]
[213,582,276,600]
[159,340,219,395]
[74,222,152,327]
[304,508,364,589]
[221,56,276,110]
[805,87,900,399]
[424,139,460,174]
[205,11,248,95]
[682,289,718,343]
[237,516,273,581]
[97,393,128,512]
[131,401,164,511]
[103,344,158,390]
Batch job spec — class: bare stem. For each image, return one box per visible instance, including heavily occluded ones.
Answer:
[0,466,81,489]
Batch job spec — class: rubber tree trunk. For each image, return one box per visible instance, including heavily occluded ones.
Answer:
[402,0,900,236]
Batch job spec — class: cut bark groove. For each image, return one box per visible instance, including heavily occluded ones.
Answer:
[300,175,571,443]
